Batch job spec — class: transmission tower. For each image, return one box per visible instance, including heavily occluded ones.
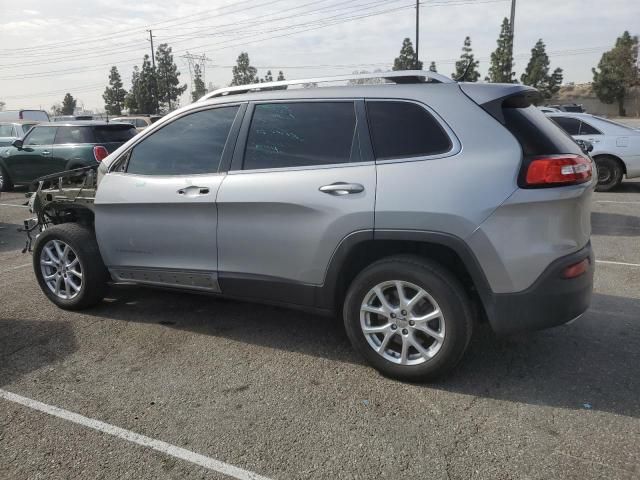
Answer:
[181,52,210,92]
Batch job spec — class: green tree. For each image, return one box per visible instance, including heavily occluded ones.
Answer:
[103,66,127,115]
[51,103,63,116]
[486,18,515,83]
[155,43,187,112]
[429,61,437,73]
[231,52,257,86]
[137,55,159,113]
[191,64,207,102]
[277,70,285,81]
[393,38,422,71]
[262,70,273,83]
[0,100,5,111]
[453,36,480,82]
[124,66,140,114]
[592,31,639,116]
[61,93,76,115]
[520,39,563,103]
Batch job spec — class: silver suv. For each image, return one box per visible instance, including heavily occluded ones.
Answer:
[27,71,595,380]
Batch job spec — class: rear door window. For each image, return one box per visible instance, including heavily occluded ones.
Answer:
[126,106,239,175]
[24,126,57,146]
[243,102,358,170]
[551,116,581,135]
[366,101,452,160]
[54,126,94,144]
[94,126,137,143]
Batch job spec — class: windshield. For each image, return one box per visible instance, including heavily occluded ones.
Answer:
[0,124,14,136]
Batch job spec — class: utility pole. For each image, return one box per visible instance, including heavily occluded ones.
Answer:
[415,0,420,69]
[509,0,516,48]
[147,29,158,114]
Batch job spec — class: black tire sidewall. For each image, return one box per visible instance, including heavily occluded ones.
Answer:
[343,257,473,381]
[0,165,12,192]
[595,157,622,192]
[33,224,107,310]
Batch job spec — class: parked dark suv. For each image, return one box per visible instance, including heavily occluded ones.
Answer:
[0,122,137,191]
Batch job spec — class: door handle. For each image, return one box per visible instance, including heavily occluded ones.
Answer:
[41,150,51,156]
[319,182,365,196]
[178,186,210,196]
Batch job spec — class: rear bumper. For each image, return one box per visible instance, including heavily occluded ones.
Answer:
[487,242,594,335]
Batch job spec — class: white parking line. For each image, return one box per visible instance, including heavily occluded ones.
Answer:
[0,202,28,208]
[596,260,640,268]
[0,389,272,480]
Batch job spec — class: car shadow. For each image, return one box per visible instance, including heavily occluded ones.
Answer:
[614,180,640,193]
[0,319,77,387]
[591,212,640,236]
[0,223,27,253]
[87,287,639,418]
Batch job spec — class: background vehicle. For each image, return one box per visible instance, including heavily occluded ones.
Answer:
[0,121,38,146]
[111,115,155,132]
[26,72,594,381]
[52,115,94,122]
[547,104,586,113]
[0,109,50,122]
[546,111,640,191]
[0,121,136,191]
[538,106,562,113]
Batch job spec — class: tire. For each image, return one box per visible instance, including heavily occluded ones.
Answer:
[0,165,12,192]
[33,223,109,310]
[594,156,623,192]
[343,255,474,381]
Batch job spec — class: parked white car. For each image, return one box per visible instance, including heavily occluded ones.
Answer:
[546,112,640,191]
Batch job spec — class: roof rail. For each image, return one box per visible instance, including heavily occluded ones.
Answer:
[199,70,454,101]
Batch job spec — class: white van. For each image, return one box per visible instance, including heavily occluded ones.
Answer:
[0,110,50,122]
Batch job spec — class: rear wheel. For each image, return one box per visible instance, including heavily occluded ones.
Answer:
[0,165,12,192]
[343,255,474,381]
[33,223,109,310]
[594,156,623,192]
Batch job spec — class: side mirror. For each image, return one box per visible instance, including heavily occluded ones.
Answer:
[12,139,23,150]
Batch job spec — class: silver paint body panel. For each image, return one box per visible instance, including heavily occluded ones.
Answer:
[95,82,593,295]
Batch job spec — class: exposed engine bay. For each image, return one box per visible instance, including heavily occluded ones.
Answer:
[21,166,98,252]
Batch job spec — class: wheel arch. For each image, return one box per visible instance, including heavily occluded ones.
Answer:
[318,230,494,321]
[593,153,627,175]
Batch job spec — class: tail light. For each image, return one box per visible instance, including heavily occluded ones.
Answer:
[524,154,592,187]
[93,145,109,162]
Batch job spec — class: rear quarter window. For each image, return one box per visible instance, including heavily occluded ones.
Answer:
[94,126,137,143]
[503,106,581,156]
[366,101,452,160]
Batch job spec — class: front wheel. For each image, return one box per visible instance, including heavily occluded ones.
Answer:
[33,223,109,310]
[343,255,474,381]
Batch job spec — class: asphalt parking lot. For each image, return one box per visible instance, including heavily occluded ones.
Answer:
[0,182,639,480]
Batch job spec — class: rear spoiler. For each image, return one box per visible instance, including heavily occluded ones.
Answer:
[459,83,540,124]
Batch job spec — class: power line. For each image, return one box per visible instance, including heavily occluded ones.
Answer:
[0,1,415,80]
[0,0,282,55]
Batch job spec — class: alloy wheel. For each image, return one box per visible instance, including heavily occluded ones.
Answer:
[360,280,445,365]
[40,239,83,300]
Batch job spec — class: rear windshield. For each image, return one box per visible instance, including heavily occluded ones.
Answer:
[94,125,137,143]
[503,105,581,156]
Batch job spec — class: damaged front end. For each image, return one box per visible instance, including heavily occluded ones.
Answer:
[21,166,98,253]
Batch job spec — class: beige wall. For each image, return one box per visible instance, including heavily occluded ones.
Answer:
[549,85,640,118]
